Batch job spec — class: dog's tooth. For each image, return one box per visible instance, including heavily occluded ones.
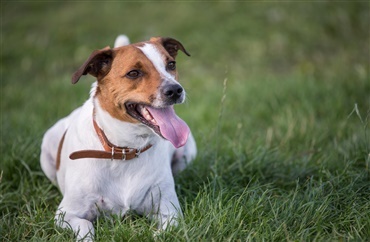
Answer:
[141,107,157,124]
[142,109,149,117]
[141,108,149,119]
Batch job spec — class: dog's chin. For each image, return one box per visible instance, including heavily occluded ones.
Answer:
[125,102,163,138]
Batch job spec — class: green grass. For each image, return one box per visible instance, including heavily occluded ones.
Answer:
[1,1,369,241]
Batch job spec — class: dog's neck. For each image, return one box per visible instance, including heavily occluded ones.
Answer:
[92,96,158,150]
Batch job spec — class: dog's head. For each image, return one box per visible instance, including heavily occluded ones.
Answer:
[72,37,191,148]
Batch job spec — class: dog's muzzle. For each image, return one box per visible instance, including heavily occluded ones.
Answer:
[161,83,184,104]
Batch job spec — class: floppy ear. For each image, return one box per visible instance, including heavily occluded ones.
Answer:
[151,37,190,59]
[72,46,113,84]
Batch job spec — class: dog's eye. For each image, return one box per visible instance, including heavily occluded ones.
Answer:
[167,61,176,71]
[126,70,142,79]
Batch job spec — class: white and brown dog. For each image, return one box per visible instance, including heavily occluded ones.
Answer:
[40,35,196,240]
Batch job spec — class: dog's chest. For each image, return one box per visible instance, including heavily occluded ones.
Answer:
[86,153,172,212]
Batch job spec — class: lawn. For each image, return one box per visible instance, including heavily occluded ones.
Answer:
[1,1,369,241]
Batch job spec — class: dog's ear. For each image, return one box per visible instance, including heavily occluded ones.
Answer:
[151,37,190,59]
[72,46,113,84]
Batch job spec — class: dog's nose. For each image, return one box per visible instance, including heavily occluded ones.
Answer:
[162,84,183,102]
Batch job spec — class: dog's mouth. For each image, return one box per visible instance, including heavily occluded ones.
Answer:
[125,103,190,148]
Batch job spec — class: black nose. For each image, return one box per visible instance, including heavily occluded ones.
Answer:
[162,84,184,102]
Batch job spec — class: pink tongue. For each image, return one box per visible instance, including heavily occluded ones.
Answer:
[146,106,190,148]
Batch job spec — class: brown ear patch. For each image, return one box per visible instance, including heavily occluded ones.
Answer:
[150,37,190,59]
[72,46,113,84]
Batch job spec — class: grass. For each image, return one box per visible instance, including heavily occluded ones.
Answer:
[1,1,369,241]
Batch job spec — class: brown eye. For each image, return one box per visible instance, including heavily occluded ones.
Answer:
[126,70,142,79]
[167,61,176,71]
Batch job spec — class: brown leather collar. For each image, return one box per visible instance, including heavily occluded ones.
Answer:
[69,114,152,161]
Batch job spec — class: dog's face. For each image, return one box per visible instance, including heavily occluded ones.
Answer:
[72,37,191,148]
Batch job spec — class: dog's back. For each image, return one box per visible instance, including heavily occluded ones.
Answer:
[40,107,81,184]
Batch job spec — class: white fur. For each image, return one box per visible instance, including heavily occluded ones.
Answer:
[138,44,185,107]
[40,39,196,241]
[139,44,175,82]
[114,34,130,48]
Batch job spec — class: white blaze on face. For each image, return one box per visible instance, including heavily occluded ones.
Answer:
[136,43,189,148]
[138,43,182,86]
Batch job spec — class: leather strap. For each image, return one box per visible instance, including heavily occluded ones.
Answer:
[69,115,152,160]
[69,146,151,160]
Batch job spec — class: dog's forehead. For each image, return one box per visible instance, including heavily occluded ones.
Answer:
[138,43,167,66]
[113,42,173,79]
[138,43,176,80]
[115,41,172,66]
[114,41,169,62]
[135,40,170,57]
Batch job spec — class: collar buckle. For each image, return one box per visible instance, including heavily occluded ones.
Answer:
[122,149,126,160]
[135,149,141,158]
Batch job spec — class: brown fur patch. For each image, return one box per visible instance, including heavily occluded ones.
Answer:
[56,131,67,170]
[95,42,173,123]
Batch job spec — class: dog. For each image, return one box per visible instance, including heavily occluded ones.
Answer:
[40,35,196,240]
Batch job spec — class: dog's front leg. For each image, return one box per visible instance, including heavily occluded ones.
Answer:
[171,132,197,175]
[55,206,95,241]
[152,210,180,231]
[143,185,182,231]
